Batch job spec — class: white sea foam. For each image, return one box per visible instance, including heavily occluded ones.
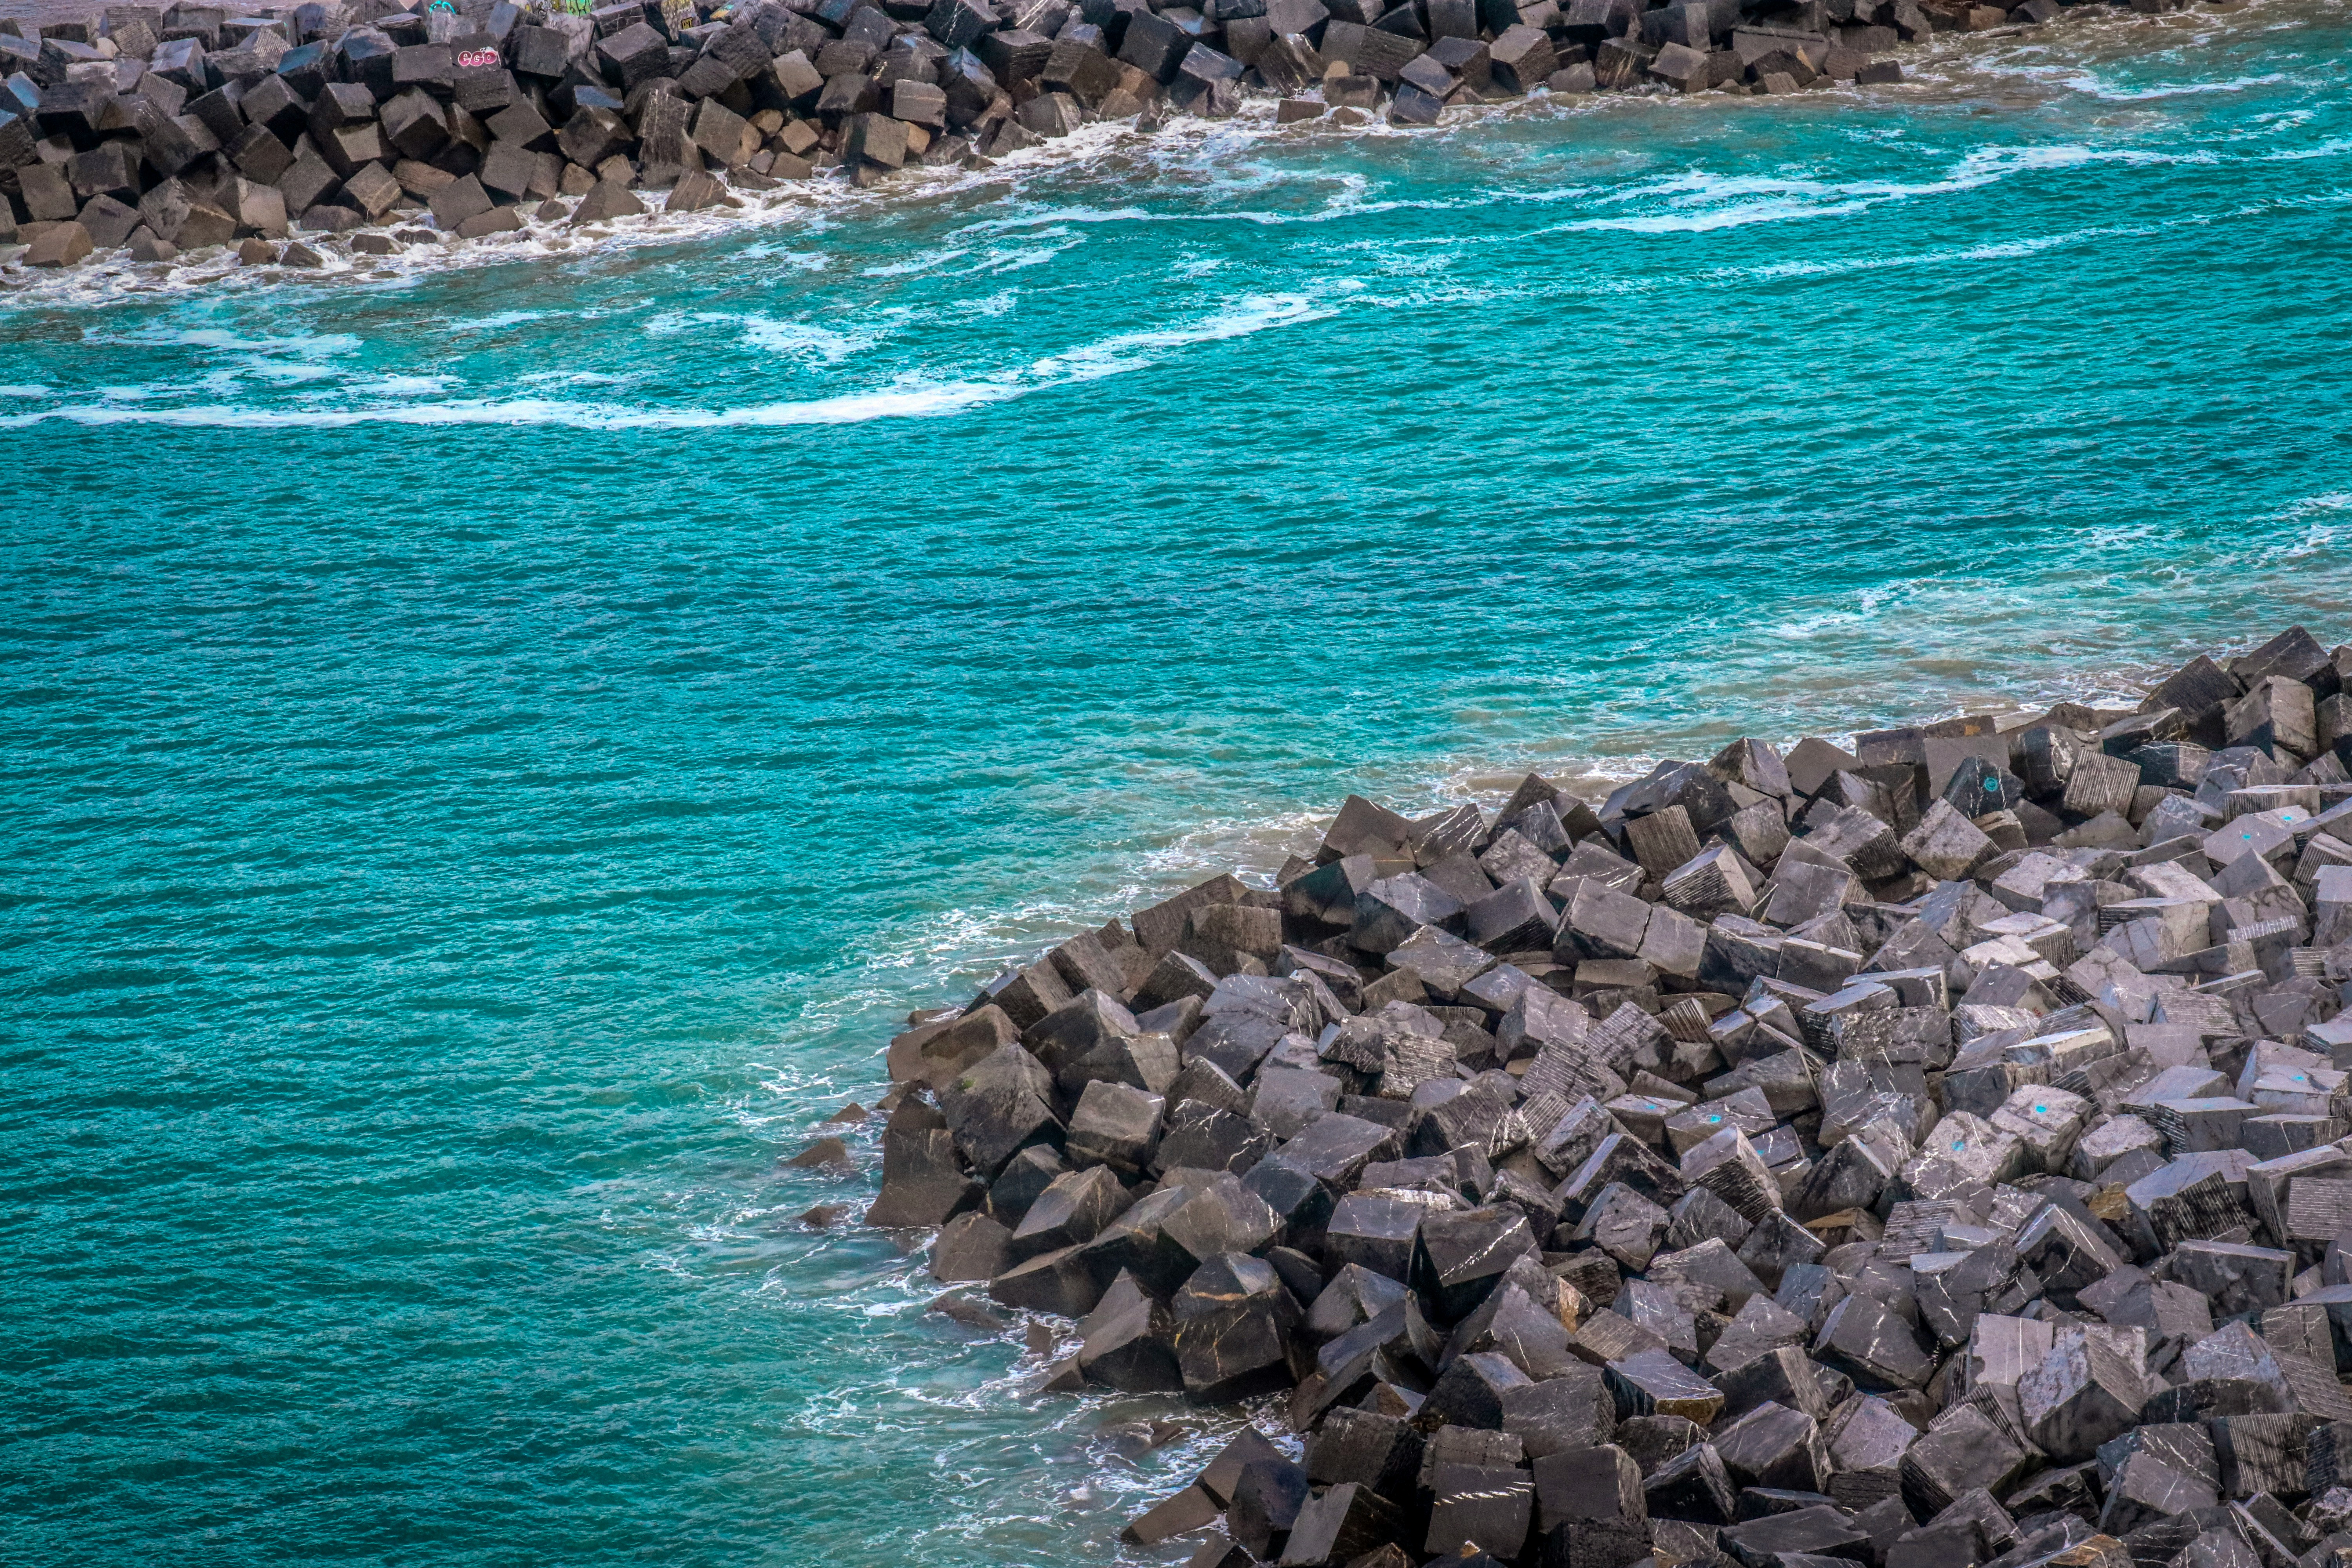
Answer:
[443,309,550,332]
[2262,134,2352,162]
[517,368,645,387]
[962,203,1152,235]
[82,326,365,356]
[334,375,458,397]
[978,239,1084,273]
[860,246,974,279]
[241,359,345,384]
[730,241,834,268]
[746,314,900,361]
[1020,290,1335,385]
[2270,493,2348,559]
[648,309,895,365]
[0,385,997,429]
[1560,193,1879,234]
[2013,67,2292,102]
[1714,218,2160,283]
[2281,524,2343,559]
[1542,135,2235,237]
[0,289,1330,430]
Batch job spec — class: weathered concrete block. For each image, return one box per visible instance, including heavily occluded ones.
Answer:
[941,1041,1062,1178]
[1426,1462,1533,1559]
[2019,1324,2148,1460]
[989,1242,1107,1317]
[867,1102,982,1227]
[1416,1204,1538,1320]
[1815,1293,1933,1390]
[1066,1079,1164,1173]
[1898,1404,2028,1517]
[931,1209,1012,1281]
[1608,1345,1726,1425]
[1173,1251,1303,1401]
[1009,1164,1132,1260]
[1077,1268,1183,1390]
[1903,798,1998,881]
[1645,1439,1737,1523]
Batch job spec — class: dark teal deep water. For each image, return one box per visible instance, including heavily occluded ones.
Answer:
[5,5,2350,1561]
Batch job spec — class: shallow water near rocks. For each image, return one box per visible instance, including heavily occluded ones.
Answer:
[4,4,2349,1562]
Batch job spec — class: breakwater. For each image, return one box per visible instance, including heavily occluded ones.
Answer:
[7,0,2132,272]
[838,627,2352,1565]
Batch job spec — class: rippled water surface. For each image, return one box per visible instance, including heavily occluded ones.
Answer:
[6,4,2350,1561]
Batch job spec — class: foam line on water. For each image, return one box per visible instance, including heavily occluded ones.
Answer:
[80,326,366,355]
[443,309,553,332]
[1544,141,2223,235]
[2011,67,2294,101]
[0,292,1334,430]
[2270,492,2349,560]
[1709,216,2168,281]
[0,387,1002,430]
[643,309,897,365]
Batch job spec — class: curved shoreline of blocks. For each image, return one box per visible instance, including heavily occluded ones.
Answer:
[859,624,2352,1568]
[5,0,1994,272]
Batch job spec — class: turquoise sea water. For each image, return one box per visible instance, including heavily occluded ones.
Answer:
[5,5,2350,1561]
